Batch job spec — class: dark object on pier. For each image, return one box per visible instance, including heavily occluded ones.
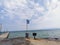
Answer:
[55,38,58,40]
[32,33,37,40]
[25,33,29,39]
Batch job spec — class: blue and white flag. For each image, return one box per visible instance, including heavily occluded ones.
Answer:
[26,19,29,24]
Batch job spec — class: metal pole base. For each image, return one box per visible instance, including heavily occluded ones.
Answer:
[25,33,29,38]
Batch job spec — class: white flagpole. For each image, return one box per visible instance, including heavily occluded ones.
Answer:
[25,19,29,38]
[26,22,28,33]
[0,24,2,32]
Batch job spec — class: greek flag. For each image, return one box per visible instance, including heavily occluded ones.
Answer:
[26,19,29,24]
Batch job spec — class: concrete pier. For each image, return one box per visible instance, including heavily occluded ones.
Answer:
[0,37,30,45]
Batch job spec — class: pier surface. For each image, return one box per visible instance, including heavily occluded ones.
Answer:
[0,37,60,45]
[0,37,30,45]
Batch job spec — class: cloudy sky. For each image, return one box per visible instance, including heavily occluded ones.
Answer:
[0,0,60,31]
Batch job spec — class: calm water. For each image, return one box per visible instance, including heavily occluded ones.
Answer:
[7,30,60,38]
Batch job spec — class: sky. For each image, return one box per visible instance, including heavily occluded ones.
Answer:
[0,0,60,31]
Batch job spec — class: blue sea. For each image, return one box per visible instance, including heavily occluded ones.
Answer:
[4,29,60,38]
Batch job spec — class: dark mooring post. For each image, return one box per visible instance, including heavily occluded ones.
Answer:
[32,33,37,40]
[25,19,30,38]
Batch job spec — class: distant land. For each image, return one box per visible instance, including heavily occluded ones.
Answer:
[2,28,60,32]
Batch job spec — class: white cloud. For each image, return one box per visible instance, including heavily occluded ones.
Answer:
[2,0,45,20]
[4,0,27,9]
[35,4,45,13]
[32,0,60,29]
[0,16,4,19]
[1,0,60,31]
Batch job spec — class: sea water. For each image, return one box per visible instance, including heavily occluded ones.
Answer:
[8,30,60,38]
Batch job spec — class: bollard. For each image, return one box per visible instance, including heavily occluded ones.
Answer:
[25,33,29,39]
[32,33,37,40]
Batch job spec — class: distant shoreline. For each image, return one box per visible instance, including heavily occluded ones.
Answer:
[1,28,60,32]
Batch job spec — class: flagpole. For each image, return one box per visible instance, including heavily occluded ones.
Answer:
[26,22,28,33]
[25,19,29,38]
[0,24,2,32]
